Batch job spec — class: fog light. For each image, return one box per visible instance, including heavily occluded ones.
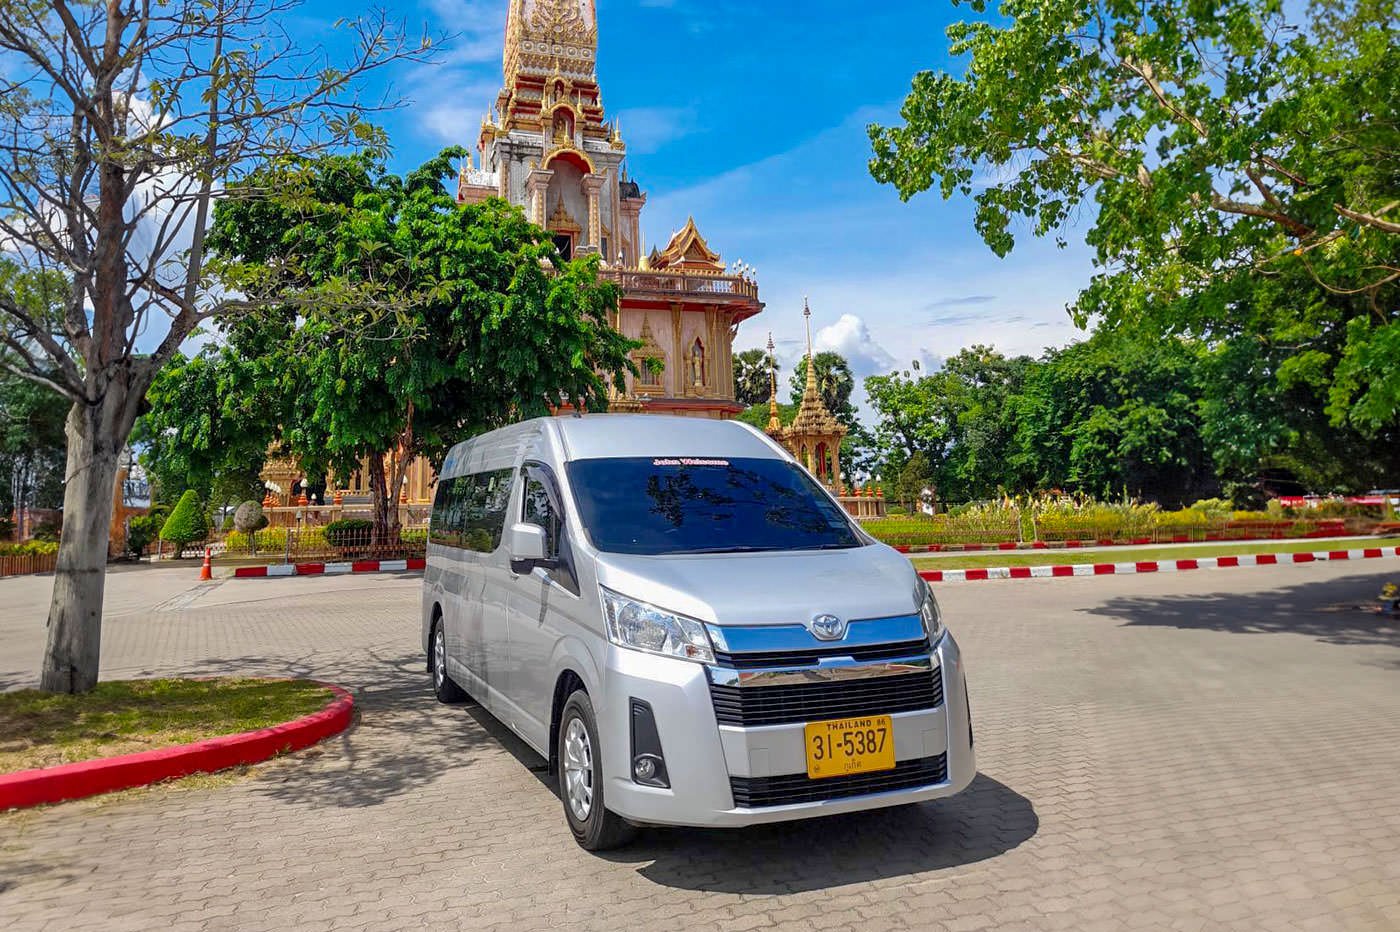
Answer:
[629,699,670,788]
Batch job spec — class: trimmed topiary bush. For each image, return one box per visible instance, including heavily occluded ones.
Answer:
[159,490,208,558]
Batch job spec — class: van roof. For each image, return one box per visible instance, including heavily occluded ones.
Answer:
[554,414,782,462]
[439,414,784,478]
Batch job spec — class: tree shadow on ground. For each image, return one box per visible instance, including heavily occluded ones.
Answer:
[113,649,502,809]
[591,773,1035,894]
[1083,571,1400,651]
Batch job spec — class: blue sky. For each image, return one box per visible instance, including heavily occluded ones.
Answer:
[311,0,1097,398]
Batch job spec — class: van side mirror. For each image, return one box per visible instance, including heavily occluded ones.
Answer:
[508,522,557,574]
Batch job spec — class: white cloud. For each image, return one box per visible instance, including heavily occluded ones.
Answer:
[815,313,896,378]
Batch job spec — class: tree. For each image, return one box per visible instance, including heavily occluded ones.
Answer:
[790,352,857,425]
[870,0,1399,427]
[733,349,776,407]
[207,151,636,546]
[159,490,207,558]
[134,350,276,509]
[896,452,935,514]
[0,1,429,691]
[1,366,67,526]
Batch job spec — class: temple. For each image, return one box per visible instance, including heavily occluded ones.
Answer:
[260,0,764,514]
[458,0,764,417]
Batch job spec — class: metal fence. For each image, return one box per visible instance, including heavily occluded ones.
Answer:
[219,525,428,563]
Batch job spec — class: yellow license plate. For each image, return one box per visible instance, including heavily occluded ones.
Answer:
[804,715,896,780]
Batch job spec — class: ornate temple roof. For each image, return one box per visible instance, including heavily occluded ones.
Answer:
[776,300,846,442]
[651,217,724,272]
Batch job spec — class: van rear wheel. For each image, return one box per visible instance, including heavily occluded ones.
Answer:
[431,621,468,704]
[558,690,636,851]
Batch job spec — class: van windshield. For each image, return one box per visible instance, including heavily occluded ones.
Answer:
[565,456,863,556]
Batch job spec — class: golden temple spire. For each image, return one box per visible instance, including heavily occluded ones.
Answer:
[766,331,781,433]
[801,296,820,405]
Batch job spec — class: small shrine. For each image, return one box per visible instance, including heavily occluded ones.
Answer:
[768,300,846,488]
[766,300,885,518]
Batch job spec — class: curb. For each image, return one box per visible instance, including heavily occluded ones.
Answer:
[918,546,1400,583]
[233,558,425,579]
[892,528,1361,554]
[0,683,355,810]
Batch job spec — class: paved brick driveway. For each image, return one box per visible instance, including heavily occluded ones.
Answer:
[2,562,1399,930]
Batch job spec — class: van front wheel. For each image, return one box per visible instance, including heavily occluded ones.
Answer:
[558,691,636,851]
[431,621,468,704]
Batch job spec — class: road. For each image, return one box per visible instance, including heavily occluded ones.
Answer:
[2,562,1399,930]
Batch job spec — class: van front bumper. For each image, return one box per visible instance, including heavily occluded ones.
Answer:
[597,631,976,828]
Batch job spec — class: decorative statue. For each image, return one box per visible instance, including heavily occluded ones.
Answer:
[690,338,705,387]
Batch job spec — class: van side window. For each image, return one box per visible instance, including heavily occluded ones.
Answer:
[523,472,560,559]
[522,463,578,595]
[430,468,514,553]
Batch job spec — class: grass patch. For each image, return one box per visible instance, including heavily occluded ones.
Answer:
[910,539,1394,571]
[0,677,334,774]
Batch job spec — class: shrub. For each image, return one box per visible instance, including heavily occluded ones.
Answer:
[159,490,208,557]
[0,540,59,557]
[324,519,374,550]
[0,516,14,541]
[31,517,62,542]
[125,513,163,558]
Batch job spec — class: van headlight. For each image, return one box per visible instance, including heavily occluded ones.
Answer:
[601,588,715,664]
[916,578,944,642]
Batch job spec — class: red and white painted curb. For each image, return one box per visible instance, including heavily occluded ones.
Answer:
[233,558,426,579]
[0,683,354,810]
[918,546,1400,583]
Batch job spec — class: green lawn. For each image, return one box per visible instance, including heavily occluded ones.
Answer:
[0,678,334,774]
[910,538,1397,571]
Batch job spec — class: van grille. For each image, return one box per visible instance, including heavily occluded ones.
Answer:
[730,754,948,808]
[713,639,931,670]
[709,667,943,728]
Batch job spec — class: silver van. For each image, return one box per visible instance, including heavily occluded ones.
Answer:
[422,414,975,849]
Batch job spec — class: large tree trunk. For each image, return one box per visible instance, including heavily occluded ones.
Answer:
[366,451,393,553]
[39,386,139,694]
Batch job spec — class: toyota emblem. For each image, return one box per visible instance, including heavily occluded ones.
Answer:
[810,614,847,641]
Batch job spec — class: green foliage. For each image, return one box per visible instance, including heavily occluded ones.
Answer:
[0,516,13,540]
[0,290,69,517]
[894,452,935,512]
[159,490,208,554]
[870,0,1399,431]
[733,349,776,407]
[124,514,163,559]
[0,540,59,557]
[324,519,374,549]
[735,402,796,431]
[205,151,636,544]
[135,351,276,509]
[30,518,60,542]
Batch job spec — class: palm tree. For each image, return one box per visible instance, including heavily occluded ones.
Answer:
[733,349,775,406]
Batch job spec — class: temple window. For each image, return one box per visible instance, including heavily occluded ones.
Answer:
[638,355,663,389]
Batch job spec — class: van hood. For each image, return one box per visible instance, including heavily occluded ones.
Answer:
[592,543,920,627]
